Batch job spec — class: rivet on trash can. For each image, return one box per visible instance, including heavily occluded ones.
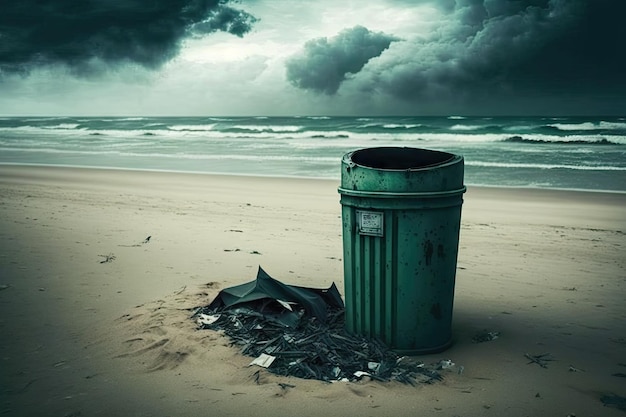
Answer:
[338,147,466,354]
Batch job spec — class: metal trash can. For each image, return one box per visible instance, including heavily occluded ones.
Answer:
[338,147,465,354]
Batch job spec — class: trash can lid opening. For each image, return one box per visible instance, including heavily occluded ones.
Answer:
[350,147,456,170]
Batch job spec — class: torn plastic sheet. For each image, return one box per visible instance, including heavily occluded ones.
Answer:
[205,266,343,326]
[193,266,450,385]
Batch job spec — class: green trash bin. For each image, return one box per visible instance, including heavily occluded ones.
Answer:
[338,147,465,354]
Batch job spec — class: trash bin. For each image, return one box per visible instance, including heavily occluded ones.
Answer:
[338,147,465,354]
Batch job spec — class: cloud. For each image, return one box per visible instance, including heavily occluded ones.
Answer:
[0,0,257,76]
[288,0,626,113]
[285,25,399,94]
[189,5,259,38]
[375,0,625,108]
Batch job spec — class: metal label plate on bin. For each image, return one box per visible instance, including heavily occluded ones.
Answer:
[356,210,384,237]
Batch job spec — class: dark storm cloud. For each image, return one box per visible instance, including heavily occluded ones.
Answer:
[285,26,399,94]
[0,0,257,76]
[376,0,626,111]
[189,5,258,37]
[290,0,626,113]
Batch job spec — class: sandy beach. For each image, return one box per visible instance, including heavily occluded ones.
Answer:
[1,165,625,417]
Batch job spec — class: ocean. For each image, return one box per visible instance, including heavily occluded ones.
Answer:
[1,115,624,193]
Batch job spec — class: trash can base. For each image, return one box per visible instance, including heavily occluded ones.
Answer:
[392,338,453,356]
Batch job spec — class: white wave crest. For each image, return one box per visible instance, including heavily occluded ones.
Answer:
[231,125,303,132]
[168,124,217,131]
[382,124,422,129]
[450,124,483,131]
[549,121,626,131]
[45,123,81,130]
[467,161,626,171]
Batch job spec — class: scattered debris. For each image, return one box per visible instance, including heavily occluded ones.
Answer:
[433,359,464,375]
[0,284,10,291]
[193,267,448,385]
[601,393,626,411]
[249,353,276,368]
[222,249,262,255]
[252,370,261,384]
[524,353,555,368]
[118,236,152,247]
[197,305,444,385]
[568,365,585,373]
[472,330,500,343]
[196,313,220,326]
[98,253,116,263]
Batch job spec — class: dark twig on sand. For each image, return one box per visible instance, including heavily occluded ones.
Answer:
[98,253,116,263]
[118,235,152,247]
[524,353,555,368]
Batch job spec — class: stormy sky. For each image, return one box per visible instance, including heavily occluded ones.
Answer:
[1,0,624,116]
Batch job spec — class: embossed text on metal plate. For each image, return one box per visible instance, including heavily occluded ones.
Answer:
[356,210,384,237]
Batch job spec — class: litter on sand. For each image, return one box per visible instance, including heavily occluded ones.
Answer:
[192,266,450,385]
[472,330,500,343]
[249,353,277,368]
[524,352,556,368]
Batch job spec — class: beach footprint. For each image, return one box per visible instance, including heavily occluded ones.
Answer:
[113,287,212,372]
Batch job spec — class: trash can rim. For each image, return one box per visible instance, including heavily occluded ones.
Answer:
[344,146,460,172]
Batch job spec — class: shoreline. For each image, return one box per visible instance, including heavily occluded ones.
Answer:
[1,164,625,416]
[1,162,625,195]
